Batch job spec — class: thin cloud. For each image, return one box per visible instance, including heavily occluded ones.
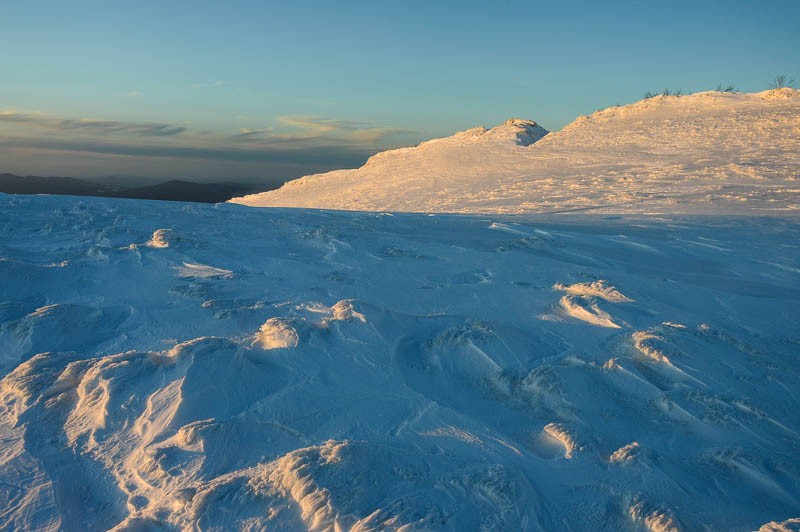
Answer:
[0,112,186,137]
[1,110,411,146]
[277,116,370,133]
[122,91,142,97]
[0,111,41,123]
[191,80,227,89]
[228,128,329,145]
[230,128,275,141]
[276,115,413,144]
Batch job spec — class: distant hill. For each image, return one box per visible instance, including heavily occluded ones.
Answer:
[0,173,271,203]
[118,180,265,203]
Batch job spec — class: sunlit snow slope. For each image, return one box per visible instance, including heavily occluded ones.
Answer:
[1,193,799,530]
[232,89,800,214]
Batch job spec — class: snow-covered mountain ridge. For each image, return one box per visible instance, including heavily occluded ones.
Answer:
[232,89,800,214]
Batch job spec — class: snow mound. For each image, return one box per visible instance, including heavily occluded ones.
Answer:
[609,441,640,464]
[557,295,622,328]
[253,318,299,349]
[231,91,800,215]
[176,262,233,279]
[482,118,549,146]
[145,228,174,248]
[759,517,800,531]
[632,330,675,364]
[628,500,682,532]
[554,280,633,302]
[0,303,130,370]
[327,299,366,323]
[542,422,582,458]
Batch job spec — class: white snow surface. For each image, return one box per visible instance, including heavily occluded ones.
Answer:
[231,90,800,214]
[1,193,799,530]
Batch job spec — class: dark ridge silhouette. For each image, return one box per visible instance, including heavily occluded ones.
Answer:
[0,173,272,203]
[121,180,263,203]
[0,173,123,196]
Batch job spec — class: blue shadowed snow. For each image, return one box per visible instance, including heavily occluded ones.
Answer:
[0,193,798,530]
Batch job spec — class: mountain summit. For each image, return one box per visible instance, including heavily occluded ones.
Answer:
[231,90,800,215]
[450,118,548,146]
[497,118,549,146]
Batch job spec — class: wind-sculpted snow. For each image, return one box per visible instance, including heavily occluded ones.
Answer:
[232,90,800,214]
[1,194,799,530]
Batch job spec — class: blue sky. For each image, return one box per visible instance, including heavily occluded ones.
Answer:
[2,0,798,183]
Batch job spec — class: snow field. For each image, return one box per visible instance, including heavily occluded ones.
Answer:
[1,193,798,529]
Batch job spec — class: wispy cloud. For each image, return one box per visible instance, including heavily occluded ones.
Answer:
[230,127,275,141]
[0,112,185,137]
[0,111,38,123]
[277,116,370,133]
[0,108,417,178]
[122,91,142,97]
[275,115,412,144]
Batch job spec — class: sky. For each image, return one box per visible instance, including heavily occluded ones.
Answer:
[2,0,799,185]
